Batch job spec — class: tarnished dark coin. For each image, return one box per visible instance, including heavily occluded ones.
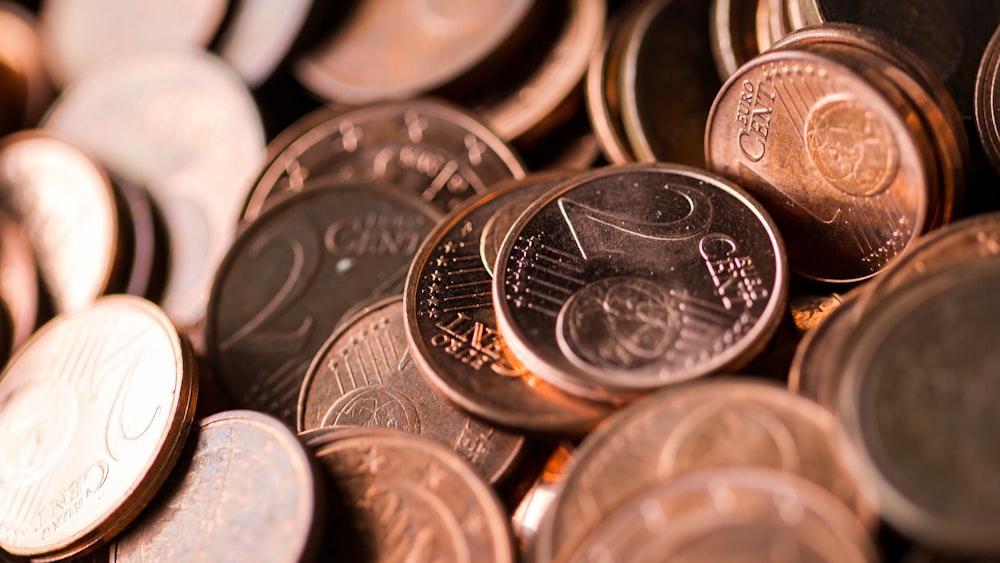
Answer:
[110,410,321,563]
[534,379,864,563]
[39,0,229,87]
[619,0,720,166]
[0,296,197,561]
[242,99,526,223]
[975,23,1000,178]
[43,49,266,326]
[838,259,1000,554]
[405,173,613,434]
[299,296,526,485]
[493,163,787,401]
[557,468,878,563]
[0,131,125,314]
[293,0,533,104]
[305,427,514,562]
[0,3,50,135]
[706,47,936,282]
[207,183,440,428]
[710,0,760,80]
[213,0,313,88]
[0,213,37,352]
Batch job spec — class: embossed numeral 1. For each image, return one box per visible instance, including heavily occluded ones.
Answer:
[558,184,712,259]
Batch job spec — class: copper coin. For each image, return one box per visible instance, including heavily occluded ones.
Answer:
[0,131,125,314]
[558,468,878,563]
[242,98,526,223]
[111,174,166,302]
[305,427,514,562]
[975,23,1000,178]
[710,0,761,80]
[511,443,573,558]
[405,173,613,434]
[705,47,936,282]
[207,182,440,428]
[0,296,197,561]
[788,287,861,411]
[293,0,533,104]
[0,3,51,134]
[299,296,526,485]
[43,49,266,327]
[585,10,634,164]
[493,163,788,401]
[110,410,321,563]
[39,0,229,87]
[619,0,721,166]
[838,259,1000,554]
[534,378,864,562]
[0,213,37,351]
[213,0,313,88]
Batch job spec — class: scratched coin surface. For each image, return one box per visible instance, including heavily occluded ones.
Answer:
[207,183,440,429]
[110,410,320,563]
[706,48,934,282]
[493,163,787,400]
[0,296,197,560]
[300,297,525,484]
[43,48,265,326]
[534,378,862,563]
[838,259,1000,554]
[405,173,613,434]
[306,428,514,562]
[242,99,525,223]
[0,131,124,314]
[559,468,878,563]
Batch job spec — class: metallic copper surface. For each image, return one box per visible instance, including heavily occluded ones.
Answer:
[299,296,526,485]
[405,173,614,434]
[207,183,440,428]
[294,0,533,104]
[43,49,266,326]
[788,287,861,411]
[242,99,526,223]
[706,48,936,282]
[557,468,878,563]
[493,164,788,401]
[511,443,573,558]
[838,259,1000,554]
[306,428,514,562]
[535,379,865,562]
[619,0,720,166]
[0,131,124,314]
[0,212,37,351]
[479,176,567,277]
[213,0,313,88]
[110,410,321,563]
[0,3,50,134]
[709,0,760,80]
[39,0,229,87]
[0,296,197,561]
[584,10,633,164]
[975,23,1000,178]
[111,175,164,302]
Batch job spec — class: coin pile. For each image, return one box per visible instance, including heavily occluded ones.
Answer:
[2,0,1000,561]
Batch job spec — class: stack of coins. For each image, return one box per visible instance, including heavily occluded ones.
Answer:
[2,0,1000,561]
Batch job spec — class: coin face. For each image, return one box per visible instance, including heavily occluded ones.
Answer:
[43,49,266,326]
[293,0,533,104]
[838,260,1000,554]
[535,379,863,562]
[306,428,514,562]
[110,410,320,563]
[558,468,878,563]
[0,296,197,560]
[300,296,526,484]
[207,183,440,428]
[493,163,787,400]
[706,48,933,282]
[405,173,613,434]
[242,99,526,223]
[0,131,123,314]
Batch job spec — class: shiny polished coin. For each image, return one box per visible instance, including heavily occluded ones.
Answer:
[0,3,51,135]
[535,379,863,562]
[300,296,525,485]
[619,0,720,166]
[39,0,229,87]
[788,287,861,411]
[405,173,613,434]
[213,0,313,88]
[242,99,526,223]
[975,24,1000,178]
[207,183,440,428]
[0,131,125,314]
[110,410,321,563]
[493,163,787,401]
[710,0,760,80]
[306,427,514,562]
[294,0,533,104]
[838,259,1000,554]
[706,48,935,282]
[585,10,633,164]
[558,468,878,563]
[44,49,266,327]
[0,213,37,352]
[0,296,197,560]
